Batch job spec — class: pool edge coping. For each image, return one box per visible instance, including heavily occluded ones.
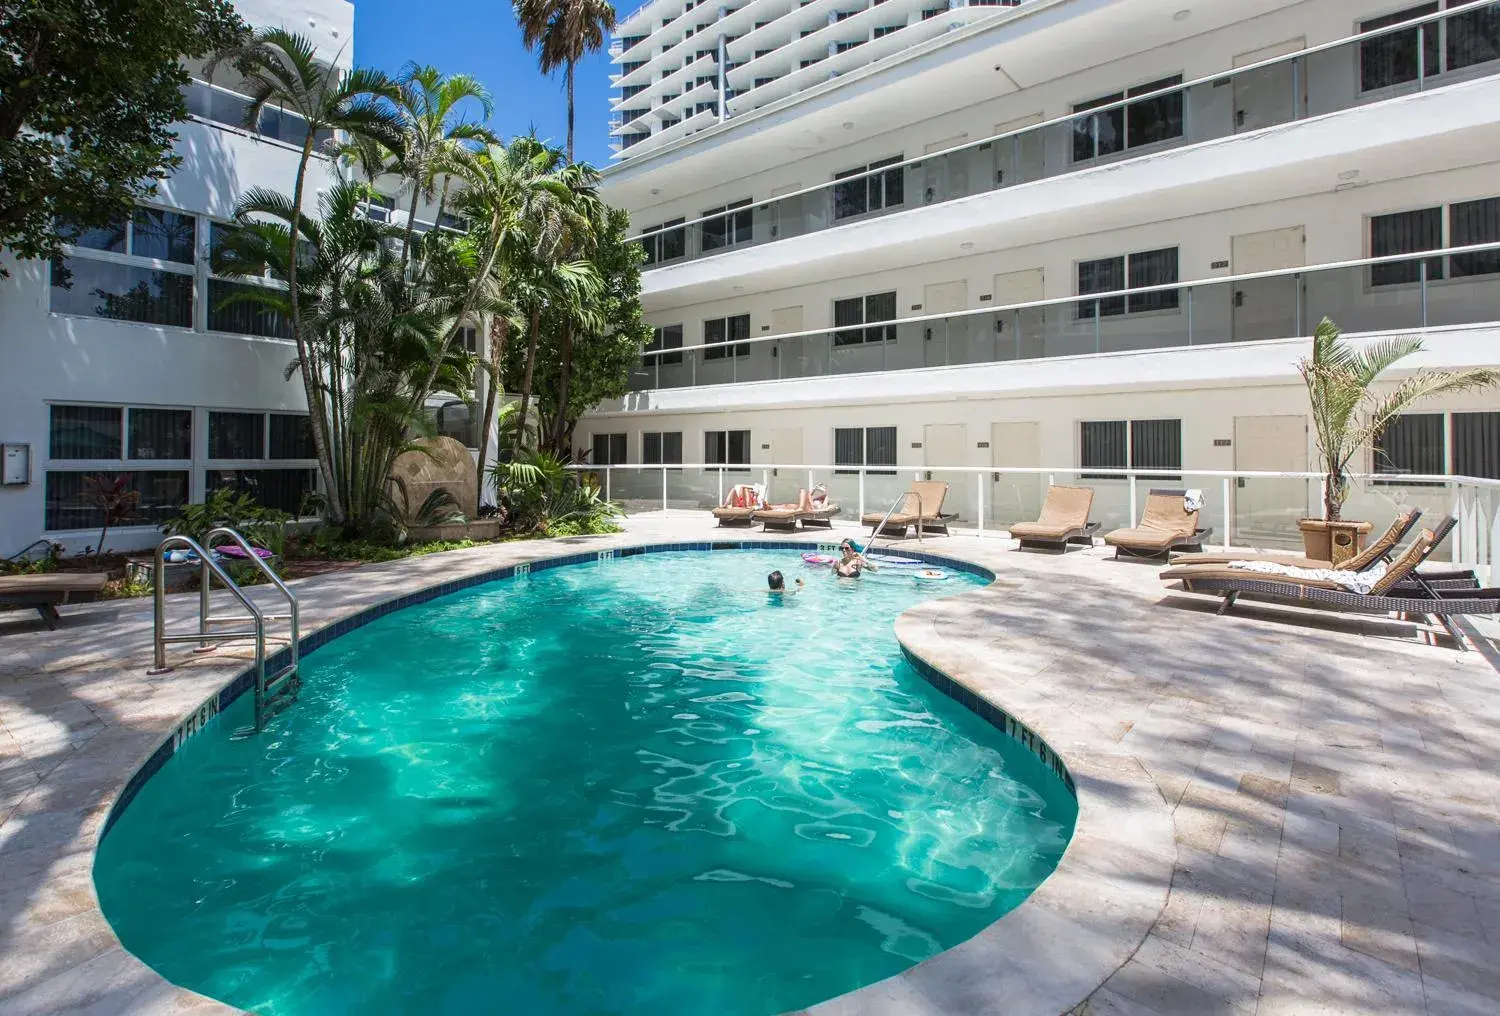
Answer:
[82,536,1170,1016]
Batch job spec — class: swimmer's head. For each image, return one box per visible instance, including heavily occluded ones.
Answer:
[768,570,785,591]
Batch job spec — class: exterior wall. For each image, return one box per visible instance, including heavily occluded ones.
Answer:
[0,0,354,557]
[608,0,1488,221]
[582,0,1500,536]
[622,161,1500,391]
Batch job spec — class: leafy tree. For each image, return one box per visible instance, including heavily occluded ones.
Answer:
[1300,318,1499,520]
[0,0,246,273]
[513,0,617,163]
[387,63,496,271]
[220,29,405,525]
[82,473,139,561]
[532,205,651,454]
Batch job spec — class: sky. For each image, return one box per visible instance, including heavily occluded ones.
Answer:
[352,0,620,168]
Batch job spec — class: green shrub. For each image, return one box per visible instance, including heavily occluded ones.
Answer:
[491,451,622,536]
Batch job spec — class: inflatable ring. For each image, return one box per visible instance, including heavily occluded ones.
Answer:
[914,568,949,581]
[802,553,837,565]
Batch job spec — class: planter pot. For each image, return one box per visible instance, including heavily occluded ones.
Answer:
[1297,518,1373,566]
[404,519,502,543]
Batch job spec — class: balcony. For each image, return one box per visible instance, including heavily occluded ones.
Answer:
[632,2,1500,272]
[625,243,1500,393]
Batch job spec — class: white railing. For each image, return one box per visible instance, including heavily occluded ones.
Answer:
[629,0,1500,251]
[567,463,1500,582]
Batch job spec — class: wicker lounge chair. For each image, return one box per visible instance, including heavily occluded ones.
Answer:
[0,572,108,629]
[1160,529,1499,649]
[1103,488,1213,560]
[753,488,842,532]
[1008,485,1099,552]
[711,484,764,527]
[1170,507,1422,569]
[860,481,958,538]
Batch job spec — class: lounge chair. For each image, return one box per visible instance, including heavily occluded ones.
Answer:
[712,484,764,527]
[1103,488,1213,560]
[753,488,842,532]
[860,480,958,538]
[1008,485,1100,552]
[1160,529,1499,649]
[1170,507,1422,570]
[0,572,109,629]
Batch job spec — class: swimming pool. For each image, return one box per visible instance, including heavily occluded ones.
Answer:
[94,548,1077,1016]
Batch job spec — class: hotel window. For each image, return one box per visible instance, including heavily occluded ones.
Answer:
[1375,413,1446,483]
[703,313,751,359]
[1370,197,1500,285]
[640,218,687,264]
[1360,2,1500,92]
[705,429,751,467]
[834,426,898,475]
[700,198,752,251]
[1071,76,1184,163]
[921,6,946,19]
[51,206,196,328]
[835,40,865,53]
[873,23,903,37]
[206,410,317,513]
[364,194,396,223]
[455,325,479,354]
[206,222,293,339]
[643,431,684,465]
[1080,419,1181,479]
[644,323,684,365]
[44,404,191,531]
[1076,248,1179,318]
[832,156,904,220]
[832,291,898,346]
[1376,411,1500,481]
[592,433,628,465]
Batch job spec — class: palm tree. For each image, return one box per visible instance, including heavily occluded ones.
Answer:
[452,137,575,478]
[514,0,618,162]
[389,64,496,270]
[220,30,405,525]
[1300,318,1500,520]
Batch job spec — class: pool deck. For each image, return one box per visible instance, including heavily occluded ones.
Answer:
[2,514,1499,1015]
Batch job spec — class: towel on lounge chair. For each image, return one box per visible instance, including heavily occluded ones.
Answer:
[1184,488,1204,512]
[1227,559,1388,595]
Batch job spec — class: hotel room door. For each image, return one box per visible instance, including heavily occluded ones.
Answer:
[1233,414,1308,546]
[990,421,1042,528]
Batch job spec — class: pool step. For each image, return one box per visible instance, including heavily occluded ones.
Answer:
[260,663,300,720]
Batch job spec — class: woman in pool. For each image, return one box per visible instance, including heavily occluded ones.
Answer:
[834,539,876,578]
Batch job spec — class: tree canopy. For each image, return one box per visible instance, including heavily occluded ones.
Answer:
[0,0,247,270]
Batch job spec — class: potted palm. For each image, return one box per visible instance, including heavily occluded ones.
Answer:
[1298,318,1498,564]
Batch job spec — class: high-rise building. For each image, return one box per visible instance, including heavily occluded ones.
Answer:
[588,0,1500,537]
[609,0,1026,157]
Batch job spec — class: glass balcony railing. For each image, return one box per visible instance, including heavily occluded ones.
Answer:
[632,0,1500,267]
[182,80,335,152]
[629,243,1500,390]
[567,462,1500,585]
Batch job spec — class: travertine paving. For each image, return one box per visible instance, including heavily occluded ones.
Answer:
[1,515,1498,1015]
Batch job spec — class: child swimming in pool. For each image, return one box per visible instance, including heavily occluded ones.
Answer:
[767,570,804,596]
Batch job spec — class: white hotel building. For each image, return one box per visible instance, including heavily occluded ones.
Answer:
[589,0,1500,543]
[0,0,474,558]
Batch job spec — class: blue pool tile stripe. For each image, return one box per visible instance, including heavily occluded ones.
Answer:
[103,539,1010,835]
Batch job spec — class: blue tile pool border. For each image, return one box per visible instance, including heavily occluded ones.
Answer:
[101,539,1076,838]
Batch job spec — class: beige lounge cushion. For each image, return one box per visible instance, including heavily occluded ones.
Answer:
[1011,485,1093,540]
[1104,526,1181,551]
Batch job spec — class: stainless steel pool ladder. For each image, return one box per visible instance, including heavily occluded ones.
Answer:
[862,493,910,563]
[148,527,300,731]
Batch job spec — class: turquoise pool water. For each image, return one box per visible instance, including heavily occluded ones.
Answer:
[95,549,1076,1016]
